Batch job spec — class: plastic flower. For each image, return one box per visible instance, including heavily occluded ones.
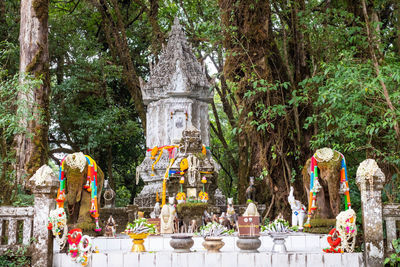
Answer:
[201,176,207,184]
[179,177,185,184]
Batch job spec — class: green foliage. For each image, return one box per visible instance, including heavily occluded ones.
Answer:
[12,185,34,207]
[115,185,131,207]
[384,238,400,266]
[0,245,31,267]
[0,62,41,204]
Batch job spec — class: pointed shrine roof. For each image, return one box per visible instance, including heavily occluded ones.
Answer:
[140,17,212,105]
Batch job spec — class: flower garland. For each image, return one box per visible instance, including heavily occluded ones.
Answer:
[48,207,68,249]
[198,191,209,201]
[305,150,351,227]
[67,228,93,266]
[336,208,357,253]
[56,153,101,232]
[176,192,186,201]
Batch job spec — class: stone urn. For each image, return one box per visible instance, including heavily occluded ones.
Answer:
[170,234,194,252]
[269,233,288,253]
[202,237,225,252]
[236,236,261,253]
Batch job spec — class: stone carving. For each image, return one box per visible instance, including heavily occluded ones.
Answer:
[214,188,226,206]
[135,18,217,207]
[160,205,174,234]
[150,202,161,219]
[288,186,306,230]
[29,164,56,186]
[245,177,256,202]
[356,159,385,195]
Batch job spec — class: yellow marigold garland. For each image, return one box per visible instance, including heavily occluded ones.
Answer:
[176,192,186,201]
[151,148,164,176]
[150,146,159,159]
[198,191,209,201]
[180,158,188,173]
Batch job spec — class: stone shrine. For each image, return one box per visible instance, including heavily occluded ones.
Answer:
[134,18,218,208]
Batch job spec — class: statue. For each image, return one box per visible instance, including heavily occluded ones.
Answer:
[288,186,306,231]
[245,177,256,202]
[226,197,237,229]
[150,202,161,219]
[302,148,352,226]
[243,202,260,217]
[160,204,174,234]
[104,216,116,237]
[188,219,198,233]
[56,152,104,231]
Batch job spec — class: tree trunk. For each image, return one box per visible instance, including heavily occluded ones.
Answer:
[15,0,50,184]
[219,0,313,215]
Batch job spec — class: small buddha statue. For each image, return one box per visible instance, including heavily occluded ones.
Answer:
[160,205,174,234]
[243,202,260,217]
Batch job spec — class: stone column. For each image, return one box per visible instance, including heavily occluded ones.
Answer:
[356,159,385,267]
[30,165,59,267]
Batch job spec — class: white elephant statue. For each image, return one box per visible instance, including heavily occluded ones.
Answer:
[288,186,306,230]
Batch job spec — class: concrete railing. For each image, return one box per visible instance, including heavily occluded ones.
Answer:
[0,166,59,267]
[383,203,400,252]
[0,206,34,252]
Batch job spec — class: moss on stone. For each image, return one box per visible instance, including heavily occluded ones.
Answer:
[176,203,208,214]
[309,218,336,227]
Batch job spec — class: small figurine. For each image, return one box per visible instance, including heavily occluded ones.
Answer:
[160,204,174,234]
[188,219,198,233]
[245,177,256,202]
[150,202,161,219]
[203,210,212,225]
[288,186,306,231]
[226,197,237,228]
[104,215,117,237]
[137,211,145,219]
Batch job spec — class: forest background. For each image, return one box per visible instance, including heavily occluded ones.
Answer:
[0,0,400,220]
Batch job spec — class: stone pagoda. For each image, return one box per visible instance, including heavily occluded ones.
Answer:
[134,18,218,208]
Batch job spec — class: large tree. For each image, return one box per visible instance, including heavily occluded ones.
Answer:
[15,0,50,184]
[218,0,313,212]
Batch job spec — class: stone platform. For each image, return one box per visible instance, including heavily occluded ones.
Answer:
[53,233,364,266]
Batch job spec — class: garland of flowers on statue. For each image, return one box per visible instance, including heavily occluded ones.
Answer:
[55,153,101,232]
[304,150,351,227]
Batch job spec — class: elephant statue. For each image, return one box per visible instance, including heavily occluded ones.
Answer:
[288,186,306,230]
[56,152,104,232]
